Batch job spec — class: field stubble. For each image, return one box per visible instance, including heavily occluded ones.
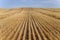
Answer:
[0,8,60,40]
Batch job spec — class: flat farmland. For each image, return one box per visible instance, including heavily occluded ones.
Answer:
[0,8,60,40]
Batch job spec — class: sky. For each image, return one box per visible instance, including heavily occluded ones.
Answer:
[0,0,60,8]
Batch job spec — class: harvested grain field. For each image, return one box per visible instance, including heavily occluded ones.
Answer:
[0,8,60,40]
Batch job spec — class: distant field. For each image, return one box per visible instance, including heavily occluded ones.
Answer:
[0,8,60,40]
